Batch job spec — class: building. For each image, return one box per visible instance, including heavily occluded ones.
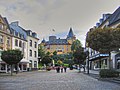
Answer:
[86,7,120,70]
[40,28,76,55]
[26,30,39,70]
[0,15,12,72]
[10,21,29,72]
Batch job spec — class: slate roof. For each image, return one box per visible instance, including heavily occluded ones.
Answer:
[67,27,74,38]
[9,22,27,40]
[109,6,120,26]
[45,39,70,45]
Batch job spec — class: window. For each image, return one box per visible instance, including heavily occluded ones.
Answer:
[0,35,3,43]
[34,42,37,48]
[30,40,32,47]
[19,41,22,47]
[15,31,18,37]
[15,39,18,46]
[0,24,3,30]
[34,51,37,57]
[30,49,32,56]
[34,61,37,68]
[7,37,10,45]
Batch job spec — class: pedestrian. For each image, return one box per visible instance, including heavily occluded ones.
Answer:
[61,66,63,73]
[56,66,60,73]
[64,66,67,73]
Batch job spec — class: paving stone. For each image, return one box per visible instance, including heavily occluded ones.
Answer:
[0,69,120,90]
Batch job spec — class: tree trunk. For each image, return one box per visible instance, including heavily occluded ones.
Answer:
[109,52,111,69]
[10,64,13,76]
[79,64,81,73]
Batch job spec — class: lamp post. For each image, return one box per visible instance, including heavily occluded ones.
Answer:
[38,56,41,70]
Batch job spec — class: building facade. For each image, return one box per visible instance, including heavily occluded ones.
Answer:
[26,30,39,70]
[0,15,12,72]
[40,28,76,55]
[10,21,29,72]
[86,7,120,70]
[0,15,39,73]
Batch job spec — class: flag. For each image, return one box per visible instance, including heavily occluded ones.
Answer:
[52,29,55,32]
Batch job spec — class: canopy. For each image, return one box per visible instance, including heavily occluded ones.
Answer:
[20,58,29,63]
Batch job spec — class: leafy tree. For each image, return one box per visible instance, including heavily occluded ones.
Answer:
[86,27,120,68]
[1,49,23,75]
[41,55,52,66]
[73,47,87,72]
[71,39,82,52]
[38,45,46,62]
[53,51,57,55]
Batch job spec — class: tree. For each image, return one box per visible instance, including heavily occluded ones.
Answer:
[41,55,52,66]
[1,49,23,75]
[86,27,120,68]
[38,45,46,63]
[73,47,87,72]
[71,39,82,52]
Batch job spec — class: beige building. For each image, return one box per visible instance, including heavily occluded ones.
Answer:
[0,15,12,72]
[40,28,76,55]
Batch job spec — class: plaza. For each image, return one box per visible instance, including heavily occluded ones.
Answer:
[0,69,120,90]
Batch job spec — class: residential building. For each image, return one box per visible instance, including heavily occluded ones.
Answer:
[26,30,39,70]
[40,28,76,55]
[86,7,120,70]
[10,21,28,72]
[0,15,12,73]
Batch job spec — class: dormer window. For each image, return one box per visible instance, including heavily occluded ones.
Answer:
[15,31,18,37]
[0,24,3,30]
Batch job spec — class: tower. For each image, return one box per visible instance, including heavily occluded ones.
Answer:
[67,27,76,44]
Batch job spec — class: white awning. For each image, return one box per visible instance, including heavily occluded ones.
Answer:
[117,60,120,63]
[20,59,29,63]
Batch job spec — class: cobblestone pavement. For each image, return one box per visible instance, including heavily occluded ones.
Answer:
[0,69,120,90]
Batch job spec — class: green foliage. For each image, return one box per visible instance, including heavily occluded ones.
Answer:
[86,27,120,53]
[71,39,82,52]
[99,69,119,78]
[41,55,52,66]
[73,47,87,64]
[1,49,23,65]
[53,51,57,55]
[38,45,45,60]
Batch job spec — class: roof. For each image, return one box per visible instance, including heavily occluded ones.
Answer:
[67,27,74,38]
[109,7,120,26]
[45,39,70,45]
[9,22,27,40]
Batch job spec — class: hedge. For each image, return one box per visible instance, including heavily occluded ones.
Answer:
[99,69,119,78]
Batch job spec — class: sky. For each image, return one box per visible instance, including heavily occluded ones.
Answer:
[0,0,120,46]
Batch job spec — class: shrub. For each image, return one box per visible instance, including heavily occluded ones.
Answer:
[99,69,119,78]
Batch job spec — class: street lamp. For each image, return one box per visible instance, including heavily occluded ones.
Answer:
[38,56,41,63]
[38,56,41,70]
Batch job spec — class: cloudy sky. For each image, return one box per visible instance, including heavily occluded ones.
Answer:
[0,0,120,46]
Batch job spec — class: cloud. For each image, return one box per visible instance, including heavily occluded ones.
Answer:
[0,0,120,46]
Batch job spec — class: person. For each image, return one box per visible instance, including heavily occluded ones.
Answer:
[56,66,60,73]
[61,66,63,73]
[64,66,67,73]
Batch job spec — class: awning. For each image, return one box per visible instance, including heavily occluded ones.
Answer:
[20,59,29,63]
[117,60,120,63]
